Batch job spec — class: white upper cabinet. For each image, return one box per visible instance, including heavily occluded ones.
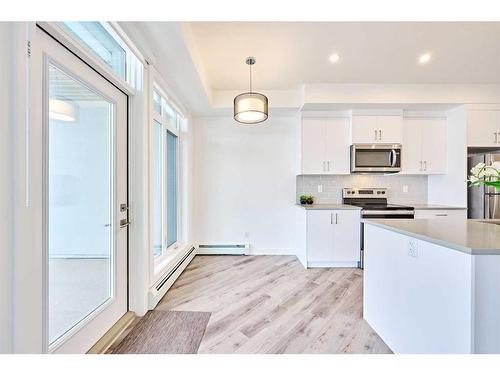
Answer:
[402,118,447,175]
[421,118,447,174]
[351,115,402,144]
[467,110,500,147]
[325,118,350,174]
[300,117,350,175]
[301,118,326,174]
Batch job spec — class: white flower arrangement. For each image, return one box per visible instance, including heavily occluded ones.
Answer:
[468,161,500,190]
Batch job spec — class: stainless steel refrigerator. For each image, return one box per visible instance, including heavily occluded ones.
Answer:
[467,153,500,219]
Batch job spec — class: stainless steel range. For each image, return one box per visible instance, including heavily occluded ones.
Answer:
[342,187,415,268]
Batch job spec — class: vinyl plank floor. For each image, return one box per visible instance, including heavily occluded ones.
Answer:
[113,255,392,354]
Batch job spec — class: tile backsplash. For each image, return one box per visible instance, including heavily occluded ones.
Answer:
[297,174,428,205]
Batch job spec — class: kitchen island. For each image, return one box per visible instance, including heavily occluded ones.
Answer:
[363,218,500,354]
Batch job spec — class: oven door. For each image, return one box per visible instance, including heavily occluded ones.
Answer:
[351,144,402,173]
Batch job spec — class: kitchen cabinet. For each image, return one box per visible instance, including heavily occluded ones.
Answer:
[467,110,500,147]
[364,224,473,353]
[402,118,447,174]
[306,209,360,267]
[300,117,350,174]
[364,221,500,353]
[414,209,467,219]
[351,115,402,144]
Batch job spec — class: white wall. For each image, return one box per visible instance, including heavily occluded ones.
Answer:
[0,22,14,354]
[194,114,300,254]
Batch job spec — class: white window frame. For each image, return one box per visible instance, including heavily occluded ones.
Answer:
[149,71,184,283]
[36,22,144,96]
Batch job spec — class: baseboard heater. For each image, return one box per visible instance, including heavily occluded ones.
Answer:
[147,246,196,309]
[197,244,249,255]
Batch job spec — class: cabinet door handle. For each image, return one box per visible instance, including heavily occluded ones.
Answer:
[424,161,427,171]
[327,161,330,171]
[419,161,423,171]
[435,214,448,217]
[374,130,377,140]
[330,213,333,224]
[378,130,382,141]
[496,132,499,144]
[335,213,338,224]
[323,161,326,171]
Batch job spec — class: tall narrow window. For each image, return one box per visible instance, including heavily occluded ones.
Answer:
[151,86,182,262]
[166,130,178,247]
[152,120,163,258]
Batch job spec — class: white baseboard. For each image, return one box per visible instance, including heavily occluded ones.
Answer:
[307,261,359,268]
[247,248,295,256]
[197,244,248,255]
[147,246,196,309]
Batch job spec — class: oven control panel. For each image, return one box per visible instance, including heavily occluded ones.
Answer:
[342,187,387,198]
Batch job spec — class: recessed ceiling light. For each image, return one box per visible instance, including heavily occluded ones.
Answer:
[418,53,432,64]
[329,53,340,63]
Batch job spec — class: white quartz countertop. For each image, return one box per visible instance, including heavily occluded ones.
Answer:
[363,218,500,255]
[295,203,361,210]
[411,204,467,210]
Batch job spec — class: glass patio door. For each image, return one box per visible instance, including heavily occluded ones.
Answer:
[40,29,128,354]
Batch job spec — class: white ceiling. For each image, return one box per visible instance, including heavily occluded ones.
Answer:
[187,22,500,90]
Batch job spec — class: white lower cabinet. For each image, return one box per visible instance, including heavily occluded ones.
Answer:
[305,209,360,267]
[414,209,467,219]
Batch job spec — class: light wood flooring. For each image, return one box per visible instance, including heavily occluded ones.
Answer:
[114,255,392,354]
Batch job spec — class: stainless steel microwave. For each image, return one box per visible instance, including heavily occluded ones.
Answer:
[350,144,402,173]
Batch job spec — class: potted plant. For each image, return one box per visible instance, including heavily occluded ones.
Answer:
[300,195,308,205]
[468,161,500,191]
[306,195,314,205]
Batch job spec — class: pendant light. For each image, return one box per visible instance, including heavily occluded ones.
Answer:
[234,57,268,124]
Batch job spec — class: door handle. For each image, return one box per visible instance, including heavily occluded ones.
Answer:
[335,213,338,224]
[330,213,333,224]
[378,130,382,141]
[120,219,131,228]
[104,223,111,228]
[389,150,397,167]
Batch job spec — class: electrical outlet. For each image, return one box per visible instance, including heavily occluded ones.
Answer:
[408,240,418,258]
[403,185,409,193]
[318,184,323,193]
